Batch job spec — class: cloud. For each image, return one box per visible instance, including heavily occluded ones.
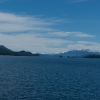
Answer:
[48,31,94,38]
[67,41,100,51]
[0,12,98,53]
[70,0,88,3]
[0,32,99,53]
[0,33,71,53]
[0,12,93,38]
[0,12,55,33]
[0,0,8,3]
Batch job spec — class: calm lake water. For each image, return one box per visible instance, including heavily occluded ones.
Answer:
[0,56,100,100]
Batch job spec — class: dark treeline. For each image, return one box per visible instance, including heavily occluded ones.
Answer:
[84,54,100,58]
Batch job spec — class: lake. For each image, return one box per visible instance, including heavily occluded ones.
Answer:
[0,56,100,100]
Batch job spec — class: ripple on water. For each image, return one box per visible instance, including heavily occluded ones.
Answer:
[0,57,100,100]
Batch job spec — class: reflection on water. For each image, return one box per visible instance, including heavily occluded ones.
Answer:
[0,56,100,100]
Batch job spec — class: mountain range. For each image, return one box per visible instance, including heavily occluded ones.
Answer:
[0,45,100,57]
[42,49,100,58]
[61,49,100,57]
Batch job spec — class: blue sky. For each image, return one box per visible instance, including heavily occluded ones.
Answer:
[0,0,100,53]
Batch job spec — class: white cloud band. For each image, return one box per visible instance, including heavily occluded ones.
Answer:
[0,12,97,53]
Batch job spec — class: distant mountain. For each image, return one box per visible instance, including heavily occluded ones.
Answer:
[39,49,100,58]
[0,45,14,55]
[0,45,33,56]
[61,49,100,57]
[0,45,100,57]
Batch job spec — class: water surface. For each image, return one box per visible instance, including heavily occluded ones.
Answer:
[0,56,100,100]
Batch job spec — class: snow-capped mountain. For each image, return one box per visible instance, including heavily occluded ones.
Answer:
[61,49,100,57]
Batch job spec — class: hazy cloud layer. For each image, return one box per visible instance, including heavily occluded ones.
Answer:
[67,41,100,52]
[0,0,8,3]
[0,33,99,53]
[70,0,88,3]
[0,12,97,53]
[0,12,54,33]
[48,31,94,38]
[0,33,70,53]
